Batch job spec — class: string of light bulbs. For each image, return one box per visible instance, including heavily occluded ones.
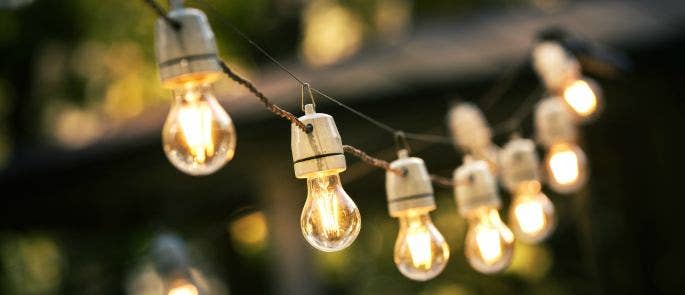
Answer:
[140,0,606,282]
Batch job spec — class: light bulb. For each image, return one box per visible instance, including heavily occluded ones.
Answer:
[562,78,602,120]
[163,84,236,176]
[168,281,198,295]
[394,210,449,281]
[301,171,361,252]
[545,142,587,193]
[508,181,555,243]
[464,207,515,274]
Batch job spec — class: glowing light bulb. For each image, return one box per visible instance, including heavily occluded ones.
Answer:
[545,143,587,193]
[562,78,602,120]
[394,210,449,281]
[464,207,515,274]
[301,171,360,252]
[163,84,236,176]
[168,281,198,295]
[508,181,555,243]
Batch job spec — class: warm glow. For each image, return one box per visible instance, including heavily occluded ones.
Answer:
[548,146,580,185]
[465,208,515,273]
[394,212,449,281]
[162,85,236,176]
[406,222,433,269]
[301,172,360,252]
[509,185,556,244]
[178,96,215,164]
[563,79,598,117]
[230,211,269,254]
[475,227,503,264]
[514,201,545,235]
[302,0,363,66]
[315,184,342,237]
[168,283,198,295]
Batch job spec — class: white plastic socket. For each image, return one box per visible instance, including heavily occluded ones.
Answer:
[534,97,577,147]
[291,104,346,178]
[155,4,221,88]
[498,138,541,193]
[385,150,436,217]
[453,158,501,216]
[448,102,492,152]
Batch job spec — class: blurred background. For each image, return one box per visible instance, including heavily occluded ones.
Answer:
[1,0,684,294]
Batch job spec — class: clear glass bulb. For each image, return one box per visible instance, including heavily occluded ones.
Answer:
[508,181,556,244]
[301,171,361,252]
[168,281,198,295]
[163,84,236,176]
[394,210,450,281]
[545,142,587,193]
[464,207,515,274]
[562,78,602,120]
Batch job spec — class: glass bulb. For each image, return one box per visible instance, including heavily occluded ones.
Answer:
[545,142,587,193]
[163,84,236,176]
[464,207,515,273]
[168,282,198,295]
[508,181,556,243]
[301,171,360,251]
[562,78,602,120]
[394,210,450,281]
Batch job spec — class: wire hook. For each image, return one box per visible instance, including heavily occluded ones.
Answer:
[394,131,411,156]
[301,83,316,112]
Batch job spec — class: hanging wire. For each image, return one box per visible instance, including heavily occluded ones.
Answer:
[140,0,537,187]
[218,61,312,133]
[343,145,404,176]
[491,86,544,136]
[141,0,181,30]
[187,0,456,146]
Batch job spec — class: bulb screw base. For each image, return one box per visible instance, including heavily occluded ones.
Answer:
[291,104,346,178]
[386,150,436,217]
[155,5,221,88]
[499,138,541,193]
[453,158,501,216]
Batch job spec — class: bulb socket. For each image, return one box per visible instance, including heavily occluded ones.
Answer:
[499,138,540,193]
[535,97,577,147]
[453,158,501,216]
[291,104,346,178]
[155,5,222,88]
[532,41,581,92]
[448,102,492,152]
[385,150,436,217]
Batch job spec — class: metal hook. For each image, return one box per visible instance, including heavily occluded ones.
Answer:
[301,83,316,112]
[394,131,411,156]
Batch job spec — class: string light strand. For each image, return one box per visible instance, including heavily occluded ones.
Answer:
[218,60,312,133]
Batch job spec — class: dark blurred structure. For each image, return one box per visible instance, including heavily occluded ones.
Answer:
[1,0,684,294]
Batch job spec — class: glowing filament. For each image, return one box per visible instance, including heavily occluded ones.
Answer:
[563,80,598,117]
[475,227,503,264]
[168,283,198,295]
[178,101,215,163]
[315,186,341,238]
[549,148,580,185]
[514,201,545,235]
[406,222,432,269]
